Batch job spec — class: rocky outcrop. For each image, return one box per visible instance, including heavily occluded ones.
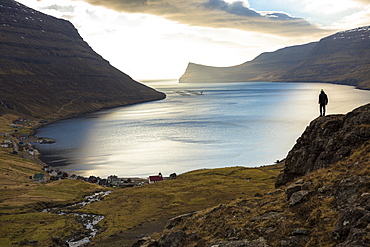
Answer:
[179,26,370,89]
[276,103,370,187]
[0,0,165,118]
[332,177,370,246]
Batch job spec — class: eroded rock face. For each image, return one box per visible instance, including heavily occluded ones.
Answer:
[276,104,370,187]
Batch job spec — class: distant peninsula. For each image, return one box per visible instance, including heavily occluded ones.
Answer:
[0,0,165,119]
[180,26,370,90]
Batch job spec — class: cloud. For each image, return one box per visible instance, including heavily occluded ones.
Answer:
[76,0,326,37]
[330,4,370,29]
[355,0,370,4]
[40,4,75,12]
[203,0,260,17]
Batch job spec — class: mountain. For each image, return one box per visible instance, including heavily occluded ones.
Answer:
[179,42,317,83]
[279,27,370,89]
[0,0,165,118]
[179,26,370,90]
[134,103,370,246]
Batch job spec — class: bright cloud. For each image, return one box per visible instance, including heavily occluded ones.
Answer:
[73,0,326,37]
[15,0,370,80]
[330,5,370,29]
[299,0,361,14]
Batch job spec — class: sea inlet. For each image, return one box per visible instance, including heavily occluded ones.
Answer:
[35,81,370,178]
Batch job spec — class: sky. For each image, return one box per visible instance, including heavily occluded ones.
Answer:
[17,0,370,80]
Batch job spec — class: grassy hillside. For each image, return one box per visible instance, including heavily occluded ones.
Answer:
[1,105,369,246]
[0,0,165,119]
[132,105,370,247]
[0,113,283,246]
[179,26,370,90]
[130,142,369,247]
[0,115,106,246]
[85,164,283,246]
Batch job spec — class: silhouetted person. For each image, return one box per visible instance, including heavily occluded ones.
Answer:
[318,89,328,116]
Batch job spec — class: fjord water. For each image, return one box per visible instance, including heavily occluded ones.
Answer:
[35,81,370,178]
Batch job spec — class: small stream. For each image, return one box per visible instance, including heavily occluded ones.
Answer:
[42,190,113,246]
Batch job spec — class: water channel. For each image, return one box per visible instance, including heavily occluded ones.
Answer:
[42,190,113,246]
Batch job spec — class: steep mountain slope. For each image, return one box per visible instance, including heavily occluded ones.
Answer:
[179,42,317,83]
[134,104,370,247]
[180,26,370,89]
[279,26,370,88]
[0,0,165,118]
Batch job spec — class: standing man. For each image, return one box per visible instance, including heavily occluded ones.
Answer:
[318,89,328,117]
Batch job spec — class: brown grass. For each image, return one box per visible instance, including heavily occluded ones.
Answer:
[85,164,283,246]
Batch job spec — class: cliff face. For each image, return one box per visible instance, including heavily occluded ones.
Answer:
[179,26,370,89]
[134,104,370,247]
[0,0,165,118]
[276,103,370,187]
[179,42,317,83]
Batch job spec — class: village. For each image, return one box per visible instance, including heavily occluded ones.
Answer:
[1,118,177,187]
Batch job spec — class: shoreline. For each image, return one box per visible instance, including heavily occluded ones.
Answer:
[27,81,370,180]
[5,81,369,183]
[1,97,168,182]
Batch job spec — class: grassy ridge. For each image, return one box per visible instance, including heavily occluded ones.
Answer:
[129,142,369,246]
[85,165,283,246]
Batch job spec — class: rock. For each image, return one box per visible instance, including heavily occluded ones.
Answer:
[276,104,370,187]
[356,213,370,228]
[332,207,368,241]
[301,181,312,190]
[291,229,309,235]
[157,230,186,247]
[210,237,269,247]
[165,212,194,230]
[359,193,370,211]
[280,236,310,247]
[332,176,370,210]
[265,189,283,196]
[285,180,313,203]
[254,193,263,198]
[286,184,303,199]
[318,186,331,193]
[289,190,311,206]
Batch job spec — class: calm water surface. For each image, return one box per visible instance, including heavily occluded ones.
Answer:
[35,81,370,178]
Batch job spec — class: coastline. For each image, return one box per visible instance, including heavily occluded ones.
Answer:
[28,81,370,179]
[1,96,167,183]
[1,114,285,187]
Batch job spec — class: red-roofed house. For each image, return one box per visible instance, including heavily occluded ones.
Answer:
[149,173,163,183]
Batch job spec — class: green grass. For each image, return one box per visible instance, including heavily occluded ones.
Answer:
[84,165,283,244]
[0,115,284,246]
[0,212,83,246]
[0,115,110,246]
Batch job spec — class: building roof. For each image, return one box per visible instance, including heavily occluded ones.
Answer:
[149,175,164,182]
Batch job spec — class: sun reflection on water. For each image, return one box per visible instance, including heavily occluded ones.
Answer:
[36,81,370,178]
